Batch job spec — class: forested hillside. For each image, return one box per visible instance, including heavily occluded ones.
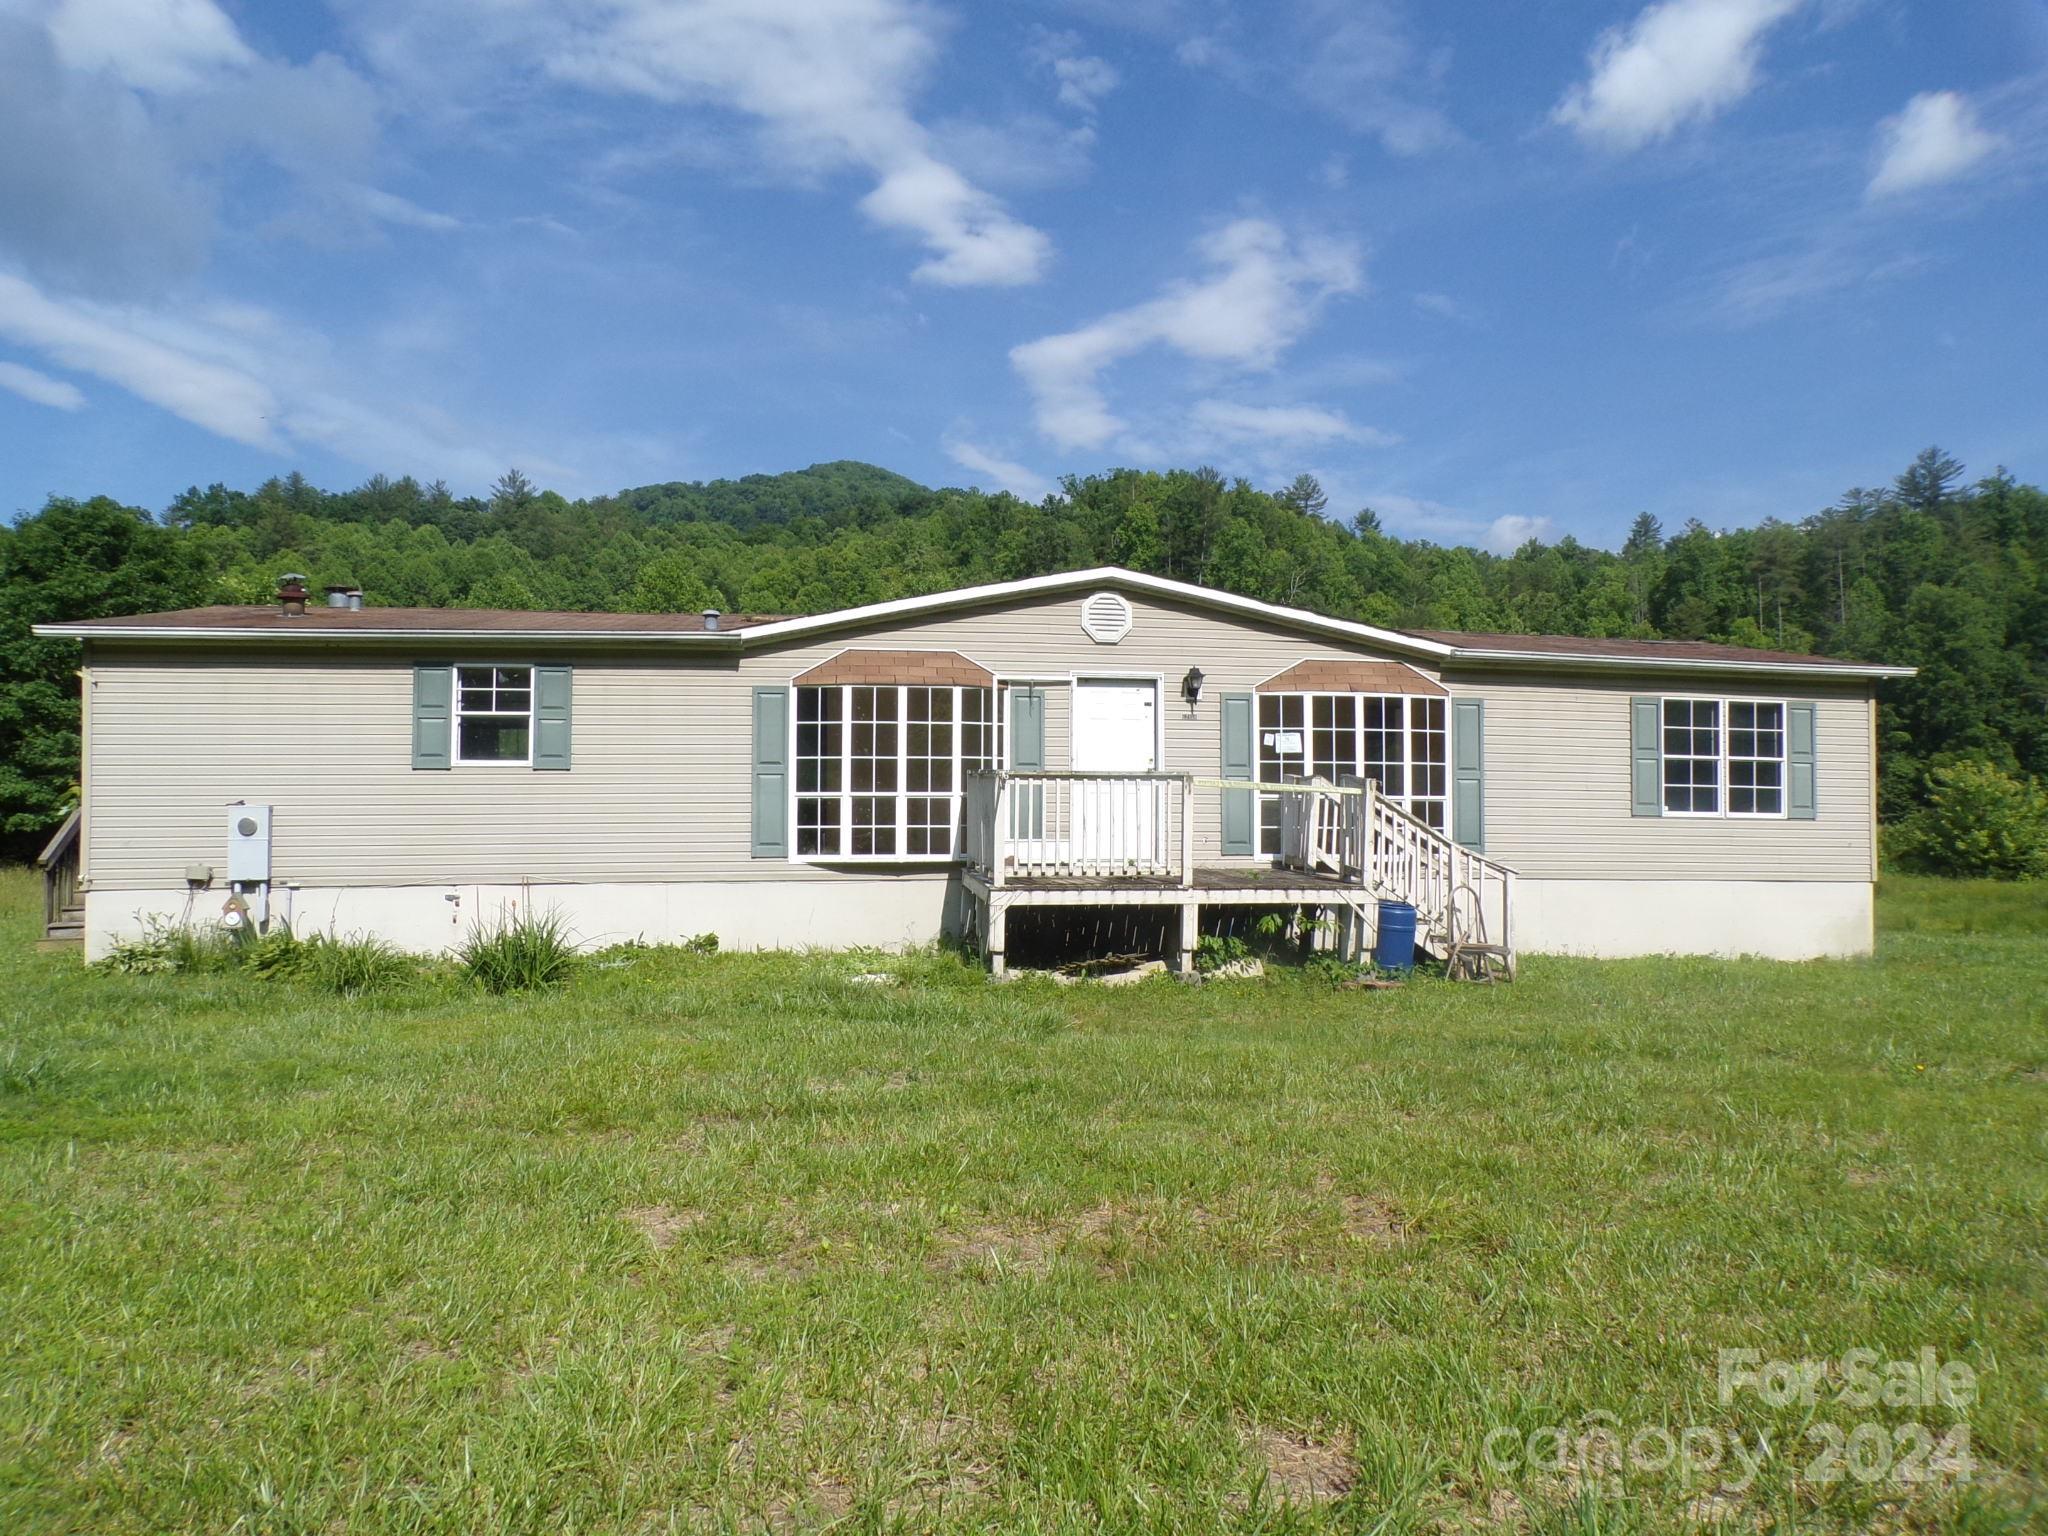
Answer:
[3,449,2044,859]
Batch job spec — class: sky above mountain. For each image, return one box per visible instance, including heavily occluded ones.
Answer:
[1,0,2043,551]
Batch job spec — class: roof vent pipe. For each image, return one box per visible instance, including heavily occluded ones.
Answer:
[703,609,720,631]
[325,585,352,608]
[278,574,308,618]
[347,589,363,611]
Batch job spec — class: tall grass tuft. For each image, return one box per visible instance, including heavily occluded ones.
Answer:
[99,918,238,976]
[296,932,421,996]
[459,905,581,993]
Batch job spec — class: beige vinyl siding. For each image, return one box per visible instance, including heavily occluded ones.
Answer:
[1457,668,1874,882]
[83,592,1439,890]
[80,588,1878,892]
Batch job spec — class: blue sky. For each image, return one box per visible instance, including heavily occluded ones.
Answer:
[1,0,2044,552]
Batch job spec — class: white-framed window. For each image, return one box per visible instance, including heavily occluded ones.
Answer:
[1661,697,1786,817]
[1727,700,1787,816]
[454,665,534,765]
[1257,692,1447,850]
[795,684,998,859]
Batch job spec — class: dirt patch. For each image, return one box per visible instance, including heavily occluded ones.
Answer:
[1253,1426,1355,1504]
[763,1477,855,1530]
[930,1206,1128,1276]
[622,1204,703,1249]
[1843,1165,1887,1188]
[1339,1193,1408,1244]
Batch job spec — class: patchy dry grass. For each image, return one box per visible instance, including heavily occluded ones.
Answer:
[0,867,2042,1532]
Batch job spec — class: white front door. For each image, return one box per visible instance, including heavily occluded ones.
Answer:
[1071,679,1162,866]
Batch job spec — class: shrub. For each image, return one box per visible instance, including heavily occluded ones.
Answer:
[1193,933,1252,973]
[1894,760,2048,880]
[294,933,421,996]
[99,918,236,976]
[459,905,582,993]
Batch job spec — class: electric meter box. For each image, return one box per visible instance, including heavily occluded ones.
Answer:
[227,803,272,884]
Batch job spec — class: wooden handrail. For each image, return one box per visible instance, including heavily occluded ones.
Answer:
[964,771,1193,883]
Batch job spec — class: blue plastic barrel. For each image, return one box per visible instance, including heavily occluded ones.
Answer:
[1372,901,1418,973]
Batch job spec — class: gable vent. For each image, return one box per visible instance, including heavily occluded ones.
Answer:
[1080,591,1133,644]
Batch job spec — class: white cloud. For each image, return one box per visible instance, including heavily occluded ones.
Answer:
[1177,1,1454,157]
[1413,290,1480,325]
[1553,0,1804,152]
[0,272,279,445]
[1052,54,1119,113]
[516,0,1051,286]
[1010,219,1364,450]
[0,269,564,483]
[46,0,253,93]
[943,438,1054,501]
[1187,400,1396,448]
[342,184,463,233]
[1293,0,1456,156]
[1029,31,1120,115]
[929,112,1097,191]
[0,357,85,409]
[1867,90,2004,198]
[1485,514,1554,553]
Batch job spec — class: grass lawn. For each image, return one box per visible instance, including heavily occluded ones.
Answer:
[0,870,2042,1534]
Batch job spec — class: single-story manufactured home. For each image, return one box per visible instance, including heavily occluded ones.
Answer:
[36,567,1912,969]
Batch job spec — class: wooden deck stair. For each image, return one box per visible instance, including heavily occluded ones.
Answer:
[36,809,84,949]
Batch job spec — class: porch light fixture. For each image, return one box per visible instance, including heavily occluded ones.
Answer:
[1182,667,1205,705]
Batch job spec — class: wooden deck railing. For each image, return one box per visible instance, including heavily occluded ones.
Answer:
[963,772,1194,887]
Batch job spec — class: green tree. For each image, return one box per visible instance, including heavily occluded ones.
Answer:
[0,497,213,851]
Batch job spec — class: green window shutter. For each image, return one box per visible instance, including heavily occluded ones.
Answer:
[1451,697,1485,849]
[533,665,572,770]
[1008,687,1045,771]
[751,687,789,857]
[1007,687,1046,840]
[1630,695,1662,817]
[1787,701,1817,820]
[1220,692,1255,856]
[412,665,452,770]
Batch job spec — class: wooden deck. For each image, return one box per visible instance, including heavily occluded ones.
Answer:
[959,770,1514,977]
[966,865,1364,902]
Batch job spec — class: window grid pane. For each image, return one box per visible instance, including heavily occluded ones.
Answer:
[796,684,993,858]
[1726,701,1785,816]
[453,665,533,762]
[1662,698,1721,814]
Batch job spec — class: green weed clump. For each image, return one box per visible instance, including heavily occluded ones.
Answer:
[99,918,237,976]
[103,920,426,996]
[459,904,581,993]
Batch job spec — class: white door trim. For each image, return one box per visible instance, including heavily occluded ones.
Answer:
[1068,672,1164,771]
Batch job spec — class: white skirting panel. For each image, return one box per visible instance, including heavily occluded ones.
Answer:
[84,878,963,961]
[84,876,1874,963]
[1511,878,1874,960]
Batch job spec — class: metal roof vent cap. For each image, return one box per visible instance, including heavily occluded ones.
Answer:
[324,584,352,608]
[347,589,363,611]
[702,609,721,631]
[277,573,308,617]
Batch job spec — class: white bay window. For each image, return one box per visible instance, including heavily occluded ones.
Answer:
[1257,692,1448,850]
[795,684,997,859]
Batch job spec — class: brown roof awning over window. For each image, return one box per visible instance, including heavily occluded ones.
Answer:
[793,649,995,687]
[1257,659,1444,697]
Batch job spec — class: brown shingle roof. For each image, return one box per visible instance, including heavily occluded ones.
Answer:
[1414,629,1884,670]
[52,605,783,634]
